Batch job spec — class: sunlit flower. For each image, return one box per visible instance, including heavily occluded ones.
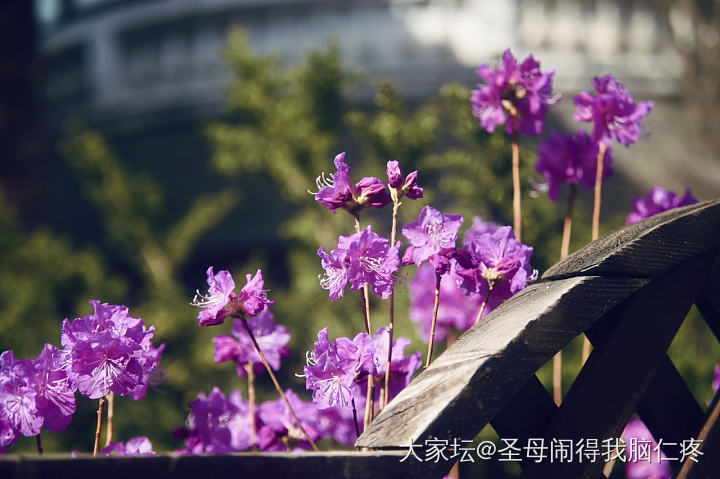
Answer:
[471,48,556,136]
[574,75,653,146]
[626,187,698,224]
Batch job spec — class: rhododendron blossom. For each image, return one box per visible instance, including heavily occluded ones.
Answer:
[626,187,698,224]
[455,219,536,318]
[574,75,653,146]
[535,130,614,202]
[193,268,275,326]
[313,152,391,215]
[471,48,556,135]
[61,301,164,400]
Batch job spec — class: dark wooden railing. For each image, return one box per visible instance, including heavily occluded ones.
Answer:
[2,200,719,478]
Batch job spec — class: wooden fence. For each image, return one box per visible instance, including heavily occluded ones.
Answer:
[2,200,719,479]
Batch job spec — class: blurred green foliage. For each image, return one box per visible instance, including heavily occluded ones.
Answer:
[0,28,717,467]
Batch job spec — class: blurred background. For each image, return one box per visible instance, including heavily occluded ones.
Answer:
[1,0,719,475]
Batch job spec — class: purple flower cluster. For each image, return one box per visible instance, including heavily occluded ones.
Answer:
[626,187,698,224]
[193,268,275,326]
[535,130,614,202]
[318,226,400,301]
[471,48,556,136]
[409,264,483,343]
[402,205,463,275]
[455,218,537,318]
[1,301,162,451]
[574,75,653,146]
[61,301,165,400]
[622,418,671,479]
[176,387,328,452]
[303,328,376,410]
[257,389,322,451]
[101,436,155,456]
[0,345,76,448]
[303,328,420,413]
[313,152,391,215]
[176,387,254,453]
[213,310,290,377]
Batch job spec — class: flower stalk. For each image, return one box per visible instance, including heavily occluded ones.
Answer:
[105,392,114,447]
[353,214,376,426]
[93,397,106,456]
[240,317,319,451]
[511,126,522,242]
[475,283,495,325]
[585,142,608,363]
[553,183,577,405]
[425,273,443,369]
[384,196,401,407]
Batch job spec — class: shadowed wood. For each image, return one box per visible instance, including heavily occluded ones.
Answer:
[637,356,705,473]
[697,290,720,342]
[357,276,647,448]
[543,200,720,280]
[678,389,720,479]
[696,254,720,341]
[520,257,708,479]
[0,451,447,479]
[490,375,556,449]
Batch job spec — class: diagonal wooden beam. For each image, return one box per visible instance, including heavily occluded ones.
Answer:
[543,200,720,280]
[357,276,647,449]
[520,256,710,479]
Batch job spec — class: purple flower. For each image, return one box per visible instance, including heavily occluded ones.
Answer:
[257,389,321,451]
[535,130,614,202]
[409,264,484,343]
[31,344,77,431]
[713,365,720,392]
[401,205,463,275]
[574,75,653,146]
[313,152,391,215]
[0,345,78,446]
[463,217,501,245]
[320,226,400,300]
[101,436,155,455]
[626,187,698,224]
[304,328,376,410]
[192,267,235,326]
[386,161,423,200]
[0,351,44,444]
[213,310,290,376]
[622,418,671,479]
[455,219,537,318]
[193,268,275,325]
[237,270,276,317]
[61,301,164,400]
[179,387,254,453]
[471,48,556,136]
[367,327,421,401]
[316,406,358,446]
[317,246,349,302]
